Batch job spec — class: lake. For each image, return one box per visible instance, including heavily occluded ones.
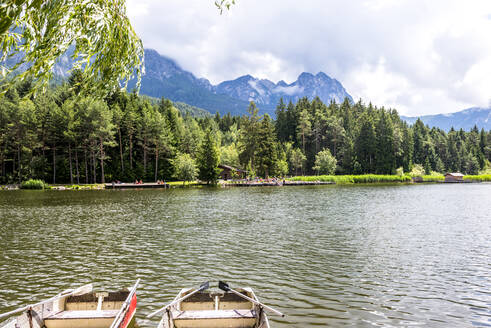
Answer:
[0,184,490,327]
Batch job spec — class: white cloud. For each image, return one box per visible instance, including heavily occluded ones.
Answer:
[273,85,303,96]
[126,0,491,116]
[247,80,264,96]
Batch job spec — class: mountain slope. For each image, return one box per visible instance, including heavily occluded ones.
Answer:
[401,107,491,131]
[129,49,250,116]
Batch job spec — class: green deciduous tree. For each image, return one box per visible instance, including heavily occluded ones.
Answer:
[1,0,143,96]
[174,153,197,184]
[290,148,306,176]
[313,149,337,175]
[220,144,240,168]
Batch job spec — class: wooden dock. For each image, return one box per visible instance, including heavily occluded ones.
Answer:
[105,183,170,189]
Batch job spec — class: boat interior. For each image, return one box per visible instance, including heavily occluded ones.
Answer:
[162,288,266,328]
[43,291,130,328]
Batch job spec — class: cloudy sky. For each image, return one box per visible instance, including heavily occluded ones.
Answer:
[126,0,491,116]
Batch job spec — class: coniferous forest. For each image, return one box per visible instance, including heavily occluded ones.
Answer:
[0,76,490,185]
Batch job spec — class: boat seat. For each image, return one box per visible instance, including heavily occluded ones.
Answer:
[45,309,120,319]
[172,309,256,320]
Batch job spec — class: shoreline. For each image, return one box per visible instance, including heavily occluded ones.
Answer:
[1,176,488,191]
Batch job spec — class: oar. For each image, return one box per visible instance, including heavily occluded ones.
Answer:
[146,282,209,318]
[0,283,93,320]
[109,279,140,328]
[218,281,284,317]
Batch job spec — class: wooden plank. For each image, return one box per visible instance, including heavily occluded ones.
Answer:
[45,310,119,320]
[172,309,256,320]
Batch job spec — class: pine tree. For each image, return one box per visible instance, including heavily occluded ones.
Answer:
[297,107,312,154]
[238,102,261,168]
[375,112,395,174]
[198,128,220,184]
[413,118,427,165]
[275,98,288,142]
[355,115,376,173]
[255,114,278,178]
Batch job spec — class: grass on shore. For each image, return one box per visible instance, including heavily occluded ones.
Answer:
[421,175,445,182]
[289,174,412,184]
[290,173,491,184]
[463,174,491,182]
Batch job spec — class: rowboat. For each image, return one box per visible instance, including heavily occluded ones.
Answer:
[148,281,284,328]
[0,279,139,328]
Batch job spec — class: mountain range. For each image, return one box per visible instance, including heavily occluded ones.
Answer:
[128,49,352,116]
[401,107,491,131]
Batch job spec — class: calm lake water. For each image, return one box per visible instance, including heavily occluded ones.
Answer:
[0,184,490,327]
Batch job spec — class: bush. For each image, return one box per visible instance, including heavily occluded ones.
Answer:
[20,179,45,189]
[409,164,425,177]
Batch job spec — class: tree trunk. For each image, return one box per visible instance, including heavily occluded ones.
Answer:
[52,144,56,184]
[100,138,105,184]
[1,148,4,178]
[75,149,80,184]
[302,131,305,154]
[129,134,133,169]
[119,128,124,173]
[68,144,73,185]
[84,147,88,184]
[92,148,96,184]
[17,144,21,183]
[143,137,147,176]
[333,131,337,157]
[154,148,158,181]
[41,134,46,181]
[12,151,15,178]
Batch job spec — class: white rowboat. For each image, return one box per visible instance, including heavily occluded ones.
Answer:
[0,280,139,328]
[155,285,271,328]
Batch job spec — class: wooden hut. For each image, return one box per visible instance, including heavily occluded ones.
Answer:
[218,164,246,180]
[444,172,464,182]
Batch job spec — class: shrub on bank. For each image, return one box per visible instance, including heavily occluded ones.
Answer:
[20,179,45,189]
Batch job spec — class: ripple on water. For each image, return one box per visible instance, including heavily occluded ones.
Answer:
[0,184,490,327]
